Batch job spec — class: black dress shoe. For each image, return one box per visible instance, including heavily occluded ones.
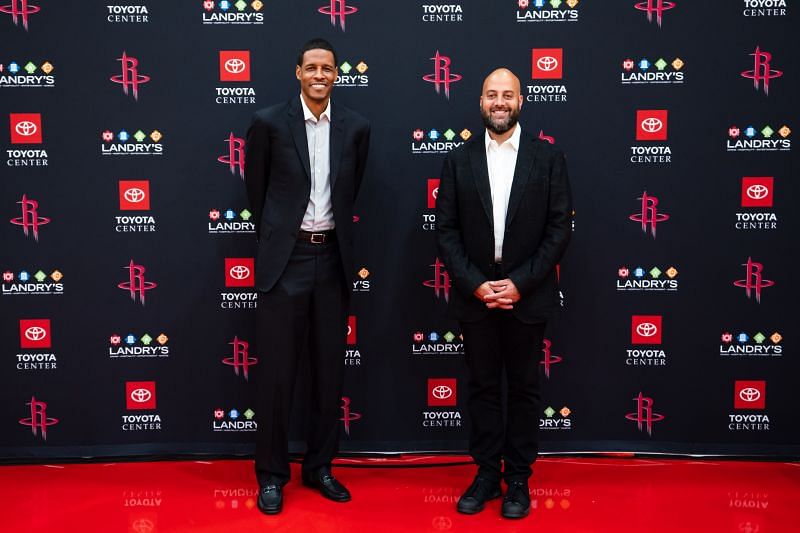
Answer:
[302,467,351,502]
[257,483,283,515]
[456,475,501,514]
[501,481,531,519]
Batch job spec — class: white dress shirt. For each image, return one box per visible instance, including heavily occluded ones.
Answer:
[485,123,521,262]
[300,94,335,231]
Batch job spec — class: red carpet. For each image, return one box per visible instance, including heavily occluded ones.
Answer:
[1,456,796,532]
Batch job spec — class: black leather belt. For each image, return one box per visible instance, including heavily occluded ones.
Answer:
[297,229,335,244]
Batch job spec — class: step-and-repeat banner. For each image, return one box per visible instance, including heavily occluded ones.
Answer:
[2,1,798,460]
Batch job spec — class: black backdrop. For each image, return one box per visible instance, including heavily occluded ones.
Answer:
[2,0,798,460]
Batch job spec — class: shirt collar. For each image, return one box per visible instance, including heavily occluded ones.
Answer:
[485,123,522,151]
[300,94,331,123]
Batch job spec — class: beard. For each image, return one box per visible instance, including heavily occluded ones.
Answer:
[481,105,520,135]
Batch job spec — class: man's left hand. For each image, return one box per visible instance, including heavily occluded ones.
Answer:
[483,279,521,309]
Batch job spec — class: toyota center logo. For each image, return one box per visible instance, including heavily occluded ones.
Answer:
[537,56,558,71]
[641,117,663,133]
[631,315,663,344]
[19,319,51,349]
[636,322,658,337]
[219,51,251,82]
[24,326,46,341]
[739,388,761,403]
[432,385,453,400]
[229,265,251,280]
[124,188,146,203]
[746,184,769,200]
[734,380,766,409]
[427,378,457,406]
[15,120,37,136]
[130,388,151,403]
[224,257,255,287]
[225,59,245,74]
[126,381,157,410]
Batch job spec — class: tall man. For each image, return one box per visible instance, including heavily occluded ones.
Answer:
[436,68,572,519]
[244,38,370,515]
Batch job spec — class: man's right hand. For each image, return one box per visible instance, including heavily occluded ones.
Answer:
[474,281,514,310]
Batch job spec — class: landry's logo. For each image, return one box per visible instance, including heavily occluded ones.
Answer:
[423,257,451,302]
[0,60,55,87]
[19,396,57,440]
[208,208,255,234]
[222,336,258,380]
[126,381,156,410]
[625,392,664,435]
[110,52,150,100]
[427,378,457,407]
[213,407,257,432]
[733,257,774,303]
[119,180,150,210]
[109,332,169,358]
[617,265,679,292]
[631,315,662,344]
[101,128,163,155]
[2,268,63,295]
[118,260,157,305]
[411,127,471,154]
[202,0,264,25]
[411,330,464,356]
[629,191,669,238]
[352,266,370,292]
[621,57,684,84]
[516,0,580,23]
[218,132,245,178]
[423,51,461,99]
[741,46,782,96]
[540,405,572,430]
[727,124,791,152]
[318,0,357,31]
[0,0,40,30]
[10,194,50,241]
[720,331,782,357]
[634,0,675,27]
[225,258,254,287]
[335,59,368,87]
[540,338,563,379]
[340,396,361,436]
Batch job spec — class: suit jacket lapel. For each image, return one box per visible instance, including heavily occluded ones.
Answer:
[468,138,494,229]
[329,105,344,191]
[286,96,311,183]
[505,135,537,228]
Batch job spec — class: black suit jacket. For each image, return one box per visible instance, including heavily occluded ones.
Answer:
[436,130,572,323]
[244,96,370,292]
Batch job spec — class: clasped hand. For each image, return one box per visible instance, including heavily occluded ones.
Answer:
[473,279,520,310]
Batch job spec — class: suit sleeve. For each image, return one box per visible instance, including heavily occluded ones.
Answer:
[244,113,270,241]
[507,149,573,296]
[436,153,488,296]
[354,122,371,199]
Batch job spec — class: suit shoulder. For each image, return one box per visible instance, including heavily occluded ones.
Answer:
[445,134,478,162]
[530,137,566,160]
[252,101,289,124]
[337,104,370,129]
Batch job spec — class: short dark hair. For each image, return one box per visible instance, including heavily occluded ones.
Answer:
[297,38,338,67]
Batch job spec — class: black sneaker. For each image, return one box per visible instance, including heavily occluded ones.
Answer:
[456,475,502,514]
[501,480,531,519]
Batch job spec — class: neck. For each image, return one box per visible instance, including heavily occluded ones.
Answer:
[487,124,515,145]
[301,93,329,119]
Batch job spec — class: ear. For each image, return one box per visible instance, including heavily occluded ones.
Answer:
[295,65,302,82]
[518,94,523,109]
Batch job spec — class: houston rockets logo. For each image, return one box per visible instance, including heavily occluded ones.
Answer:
[733,257,774,303]
[10,194,50,241]
[19,396,58,440]
[423,257,451,301]
[629,191,669,238]
[117,259,157,305]
[110,52,150,100]
[625,392,664,435]
[318,0,357,31]
[218,132,245,178]
[339,396,361,435]
[540,339,563,379]
[423,51,461,99]
[0,0,40,31]
[634,0,675,27]
[222,336,258,380]
[741,46,782,96]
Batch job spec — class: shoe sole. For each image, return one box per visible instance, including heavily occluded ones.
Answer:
[257,502,282,515]
[502,507,530,519]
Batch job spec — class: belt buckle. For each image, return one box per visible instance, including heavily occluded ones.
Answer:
[310,233,325,244]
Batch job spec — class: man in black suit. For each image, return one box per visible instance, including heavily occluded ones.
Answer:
[436,68,572,519]
[244,38,370,515]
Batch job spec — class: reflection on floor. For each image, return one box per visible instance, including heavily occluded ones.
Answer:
[1,456,797,532]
